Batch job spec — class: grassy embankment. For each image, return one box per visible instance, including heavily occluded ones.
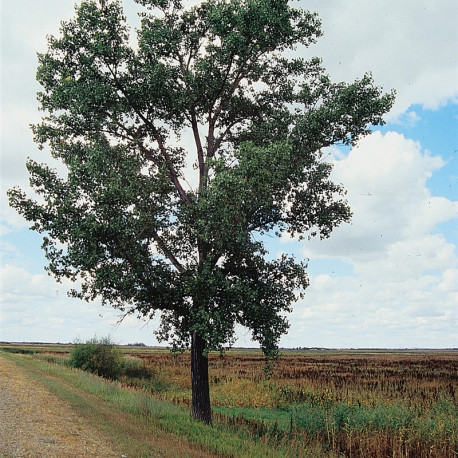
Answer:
[1,349,314,457]
[2,345,457,457]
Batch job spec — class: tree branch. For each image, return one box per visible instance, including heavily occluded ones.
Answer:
[190,109,206,190]
[151,231,184,272]
[104,63,192,206]
[147,122,192,205]
[206,66,248,161]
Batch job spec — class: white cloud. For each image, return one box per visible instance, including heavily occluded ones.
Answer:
[280,131,457,348]
[300,0,458,118]
[397,111,422,128]
[304,131,457,259]
[0,263,161,344]
[437,269,458,293]
[1,1,457,348]
[283,262,457,348]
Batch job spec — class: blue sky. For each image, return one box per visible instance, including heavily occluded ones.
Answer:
[1,1,457,347]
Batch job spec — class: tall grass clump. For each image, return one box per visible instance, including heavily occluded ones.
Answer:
[69,336,124,380]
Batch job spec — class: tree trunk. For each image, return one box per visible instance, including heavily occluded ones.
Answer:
[191,331,212,425]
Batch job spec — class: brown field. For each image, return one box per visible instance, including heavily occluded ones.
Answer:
[125,349,457,407]
[3,344,457,457]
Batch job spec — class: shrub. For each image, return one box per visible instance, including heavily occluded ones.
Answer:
[69,336,124,380]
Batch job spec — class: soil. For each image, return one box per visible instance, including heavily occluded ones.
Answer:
[0,352,123,457]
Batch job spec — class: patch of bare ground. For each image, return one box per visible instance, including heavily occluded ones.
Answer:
[0,353,217,457]
[0,352,122,457]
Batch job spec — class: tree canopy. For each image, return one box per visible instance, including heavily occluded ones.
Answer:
[8,0,394,423]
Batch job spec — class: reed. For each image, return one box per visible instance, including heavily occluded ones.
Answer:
[130,349,457,457]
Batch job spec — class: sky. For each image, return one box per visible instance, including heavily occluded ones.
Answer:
[1,0,457,348]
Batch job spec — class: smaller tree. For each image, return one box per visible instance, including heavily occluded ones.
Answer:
[69,336,125,379]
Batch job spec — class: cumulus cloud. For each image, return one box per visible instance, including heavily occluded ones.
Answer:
[438,269,458,293]
[305,131,457,259]
[1,1,457,347]
[0,262,160,344]
[281,131,458,348]
[283,261,457,347]
[300,0,458,118]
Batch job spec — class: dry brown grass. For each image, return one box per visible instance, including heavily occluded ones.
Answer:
[126,349,457,457]
[129,349,457,409]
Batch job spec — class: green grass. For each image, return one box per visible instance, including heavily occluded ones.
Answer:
[213,396,457,455]
[2,352,312,457]
[215,398,457,434]
[0,346,38,354]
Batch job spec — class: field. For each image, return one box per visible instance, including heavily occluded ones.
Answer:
[2,343,457,457]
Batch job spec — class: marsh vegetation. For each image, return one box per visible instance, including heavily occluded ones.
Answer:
[2,344,456,457]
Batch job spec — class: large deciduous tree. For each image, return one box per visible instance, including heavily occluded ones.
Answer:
[8,0,394,424]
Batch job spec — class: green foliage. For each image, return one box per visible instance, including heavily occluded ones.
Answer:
[7,0,394,357]
[11,352,291,457]
[69,336,125,380]
[121,359,170,392]
[0,347,38,355]
[214,398,458,452]
[4,349,456,457]
[7,0,394,422]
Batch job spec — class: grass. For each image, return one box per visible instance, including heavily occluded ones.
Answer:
[1,351,305,457]
[2,346,457,457]
[212,396,457,456]
[118,348,458,457]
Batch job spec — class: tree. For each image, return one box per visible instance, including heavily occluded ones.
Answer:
[69,336,125,379]
[8,0,394,424]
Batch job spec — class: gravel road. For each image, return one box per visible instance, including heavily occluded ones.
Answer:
[0,352,122,457]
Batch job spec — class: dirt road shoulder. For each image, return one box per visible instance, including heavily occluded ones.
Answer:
[0,352,123,457]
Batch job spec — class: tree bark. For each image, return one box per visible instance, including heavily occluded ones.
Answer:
[190,331,212,425]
